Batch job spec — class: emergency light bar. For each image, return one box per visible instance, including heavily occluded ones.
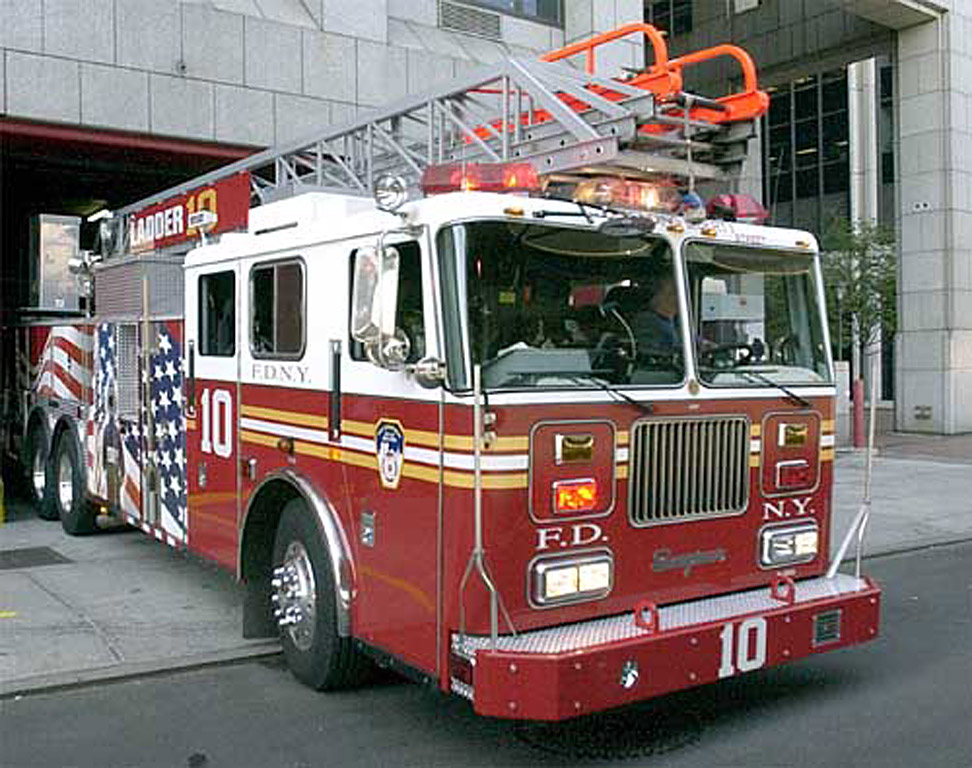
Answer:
[420,162,541,194]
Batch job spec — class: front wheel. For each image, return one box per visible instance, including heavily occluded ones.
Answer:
[50,430,97,535]
[271,500,370,690]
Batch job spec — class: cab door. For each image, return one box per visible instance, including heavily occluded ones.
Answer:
[343,238,443,674]
[184,263,240,569]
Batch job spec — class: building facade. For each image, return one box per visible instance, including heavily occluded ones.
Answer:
[2,0,970,432]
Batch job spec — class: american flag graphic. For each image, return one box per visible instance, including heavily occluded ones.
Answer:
[93,323,143,520]
[150,324,188,538]
[31,325,93,401]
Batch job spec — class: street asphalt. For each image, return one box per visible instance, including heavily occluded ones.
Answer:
[1,434,971,699]
[2,541,970,767]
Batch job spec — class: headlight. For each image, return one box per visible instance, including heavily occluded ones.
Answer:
[531,552,613,607]
[760,521,819,568]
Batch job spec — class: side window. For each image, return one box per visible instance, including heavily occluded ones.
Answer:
[250,259,305,358]
[199,271,235,357]
[349,242,425,364]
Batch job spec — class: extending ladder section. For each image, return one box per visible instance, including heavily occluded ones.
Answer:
[112,24,768,236]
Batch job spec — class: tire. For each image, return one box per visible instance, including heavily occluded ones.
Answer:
[25,422,57,520]
[50,429,96,536]
[271,500,370,690]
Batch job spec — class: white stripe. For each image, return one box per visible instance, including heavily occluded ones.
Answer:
[53,325,94,351]
[242,417,528,472]
[750,438,762,453]
[820,434,835,448]
[241,417,329,445]
[615,447,629,463]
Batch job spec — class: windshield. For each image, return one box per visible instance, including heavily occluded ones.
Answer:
[437,221,684,391]
[686,242,832,387]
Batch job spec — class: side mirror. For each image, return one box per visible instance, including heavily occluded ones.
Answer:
[408,356,447,389]
[351,244,405,370]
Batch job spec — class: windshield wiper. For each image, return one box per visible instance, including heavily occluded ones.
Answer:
[569,375,655,417]
[739,370,811,409]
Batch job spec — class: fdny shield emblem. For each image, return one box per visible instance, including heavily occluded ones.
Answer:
[375,420,405,489]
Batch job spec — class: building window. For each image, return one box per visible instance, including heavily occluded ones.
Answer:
[199,271,235,357]
[763,69,850,233]
[462,0,562,25]
[250,259,305,359]
[645,0,692,36]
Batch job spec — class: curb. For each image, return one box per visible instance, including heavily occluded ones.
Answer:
[0,641,282,700]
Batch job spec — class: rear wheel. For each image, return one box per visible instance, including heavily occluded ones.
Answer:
[26,423,57,520]
[51,430,96,535]
[271,500,370,690]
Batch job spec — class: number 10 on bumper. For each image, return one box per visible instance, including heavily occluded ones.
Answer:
[718,617,768,678]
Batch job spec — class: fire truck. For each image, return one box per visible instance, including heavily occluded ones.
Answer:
[0,24,880,720]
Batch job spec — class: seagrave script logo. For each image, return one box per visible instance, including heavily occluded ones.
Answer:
[652,547,728,577]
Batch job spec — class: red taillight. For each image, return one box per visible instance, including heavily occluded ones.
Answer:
[776,460,813,490]
[420,162,541,194]
[553,478,599,514]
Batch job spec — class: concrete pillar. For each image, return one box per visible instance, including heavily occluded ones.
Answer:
[895,5,972,433]
[848,57,883,404]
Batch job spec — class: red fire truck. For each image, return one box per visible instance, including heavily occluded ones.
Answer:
[0,24,879,720]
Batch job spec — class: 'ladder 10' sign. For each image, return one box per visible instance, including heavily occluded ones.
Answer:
[128,172,250,252]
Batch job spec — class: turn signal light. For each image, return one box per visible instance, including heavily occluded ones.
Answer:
[553,478,598,514]
[420,162,541,194]
[776,460,813,490]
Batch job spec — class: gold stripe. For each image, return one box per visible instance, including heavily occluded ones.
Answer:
[243,429,529,488]
[617,430,629,446]
[750,424,761,437]
[186,418,197,431]
[0,610,18,619]
[821,419,835,433]
[750,454,760,468]
[820,448,835,462]
[402,427,528,453]
[241,430,279,448]
[616,464,629,480]
[187,491,239,507]
[241,404,328,429]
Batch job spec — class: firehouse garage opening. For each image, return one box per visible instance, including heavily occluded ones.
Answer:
[0,118,253,315]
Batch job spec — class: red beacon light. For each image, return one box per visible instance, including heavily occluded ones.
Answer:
[420,162,541,195]
[706,193,769,224]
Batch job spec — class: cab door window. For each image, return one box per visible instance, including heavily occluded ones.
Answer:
[199,271,235,357]
[349,242,425,364]
[250,259,305,359]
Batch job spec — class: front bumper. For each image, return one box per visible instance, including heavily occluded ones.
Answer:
[451,573,880,720]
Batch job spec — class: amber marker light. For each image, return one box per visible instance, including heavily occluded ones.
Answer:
[553,478,598,514]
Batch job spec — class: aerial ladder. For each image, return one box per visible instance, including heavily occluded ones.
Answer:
[99,22,768,255]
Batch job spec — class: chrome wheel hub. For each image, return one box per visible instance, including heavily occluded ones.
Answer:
[271,541,317,651]
[32,449,46,501]
[57,452,74,511]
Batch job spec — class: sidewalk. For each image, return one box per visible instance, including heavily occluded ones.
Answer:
[0,499,279,698]
[2,433,972,698]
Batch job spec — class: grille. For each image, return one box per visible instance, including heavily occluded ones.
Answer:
[814,609,842,645]
[116,324,140,419]
[629,416,750,526]
[94,254,185,321]
[438,0,502,40]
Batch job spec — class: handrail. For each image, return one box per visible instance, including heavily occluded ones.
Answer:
[666,43,768,122]
[541,21,669,75]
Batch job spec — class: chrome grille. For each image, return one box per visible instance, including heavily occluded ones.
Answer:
[629,416,750,525]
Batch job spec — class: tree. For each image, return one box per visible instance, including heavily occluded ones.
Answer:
[821,218,896,357]
[820,218,896,445]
